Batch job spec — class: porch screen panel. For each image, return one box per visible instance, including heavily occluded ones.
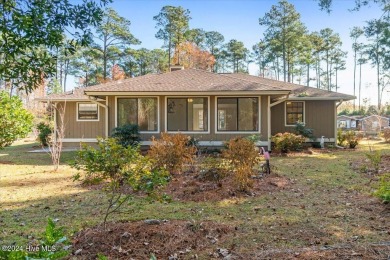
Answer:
[217,98,237,131]
[117,98,157,131]
[217,97,259,131]
[167,98,208,132]
[238,98,258,131]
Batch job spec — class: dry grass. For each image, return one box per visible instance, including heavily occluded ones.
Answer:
[0,139,389,258]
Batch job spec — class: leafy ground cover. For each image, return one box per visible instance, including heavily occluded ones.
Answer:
[0,139,389,259]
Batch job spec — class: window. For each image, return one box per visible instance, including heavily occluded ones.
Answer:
[167,97,208,132]
[217,97,259,131]
[286,101,304,125]
[338,120,347,128]
[117,98,158,131]
[77,103,98,120]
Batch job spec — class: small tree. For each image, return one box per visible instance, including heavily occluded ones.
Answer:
[71,138,169,228]
[48,102,66,171]
[0,91,34,148]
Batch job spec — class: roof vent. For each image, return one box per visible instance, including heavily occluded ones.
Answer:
[169,65,184,72]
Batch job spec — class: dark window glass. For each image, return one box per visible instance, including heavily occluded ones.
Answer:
[217,97,259,131]
[117,98,158,131]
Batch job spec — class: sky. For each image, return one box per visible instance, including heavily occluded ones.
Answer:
[71,0,389,106]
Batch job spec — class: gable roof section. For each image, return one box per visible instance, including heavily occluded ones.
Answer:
[229,73,355,100]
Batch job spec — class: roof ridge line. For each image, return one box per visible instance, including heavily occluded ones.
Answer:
[221,73,287,91]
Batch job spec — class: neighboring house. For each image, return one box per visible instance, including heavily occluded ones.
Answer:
[38,69,355,150]
[337,115,359,129]
[360,115,390,132]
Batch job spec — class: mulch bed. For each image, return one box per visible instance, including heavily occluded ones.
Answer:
[164,172,289,202]
[70,220,235,259]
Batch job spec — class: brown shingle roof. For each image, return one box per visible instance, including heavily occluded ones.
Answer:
[40,69,355,101]
[84,69,290,93]
[229,73,355,100]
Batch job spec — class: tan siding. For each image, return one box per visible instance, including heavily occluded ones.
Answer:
[58,101,105,139]
[271,100,336,138]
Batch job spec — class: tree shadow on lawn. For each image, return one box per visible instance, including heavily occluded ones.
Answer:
[0,142,77,166]
[0,171,388,259]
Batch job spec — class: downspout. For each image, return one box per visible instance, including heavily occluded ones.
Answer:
[88,96,109,138]
[335,99,344,147]
[269,94,290,151]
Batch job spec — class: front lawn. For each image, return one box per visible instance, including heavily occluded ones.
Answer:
[0,139,389,259]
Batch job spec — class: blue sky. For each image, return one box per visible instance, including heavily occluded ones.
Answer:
[72,0,388,106]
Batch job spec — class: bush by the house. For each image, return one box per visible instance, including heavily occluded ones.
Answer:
[383,128,390,143]
[36,122,53,146]
[222,137,260,191]
[344,130,361,149]
[111,123,141,147]
[71,138,169,227]
[295,122,314,140]
[148,133,197,174]
[0,91,34,148]
[374,173,390,203]
[271,132,305,153]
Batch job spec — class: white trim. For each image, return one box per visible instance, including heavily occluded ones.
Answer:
[267,96,271,151]
[287,97,355,101]
[164,96,211,134]
[85,91,290,96]
[270,94,289,108]
[62,138,98,143]
[215,96,262,134]
[114,96,160,134]
[76,102,100,122]
[284,101,305,127]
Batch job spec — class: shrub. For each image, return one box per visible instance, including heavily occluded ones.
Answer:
[111,123,141,147]
[271,132,305,153]
[383,128,390,142]
[148,133,197,174]
[36,122,52,146]
[0,218,69,259]
[71,138,169,227]
[0,91,34,148]
[374,173,390,203]
[295,122,314,140]
[365,150,382,174]
[337,129,347,146]
[222,137,260,191]
[344,130,361,149]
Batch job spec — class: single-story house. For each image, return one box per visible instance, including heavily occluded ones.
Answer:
[337,115,359,129]
[360,115,390,132]
[38,68,355,150]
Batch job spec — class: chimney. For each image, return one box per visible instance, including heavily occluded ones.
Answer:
[169,65,184,72]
